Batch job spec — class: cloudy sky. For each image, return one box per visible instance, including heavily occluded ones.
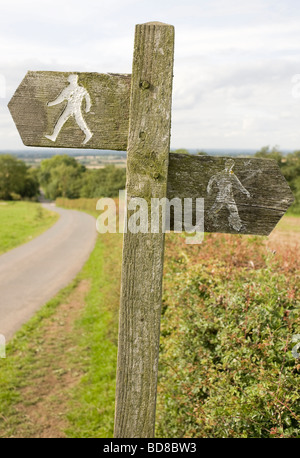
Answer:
[1,0,300,151]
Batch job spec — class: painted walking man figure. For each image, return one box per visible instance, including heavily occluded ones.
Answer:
[45,74,93,145]
[207,158,250,231]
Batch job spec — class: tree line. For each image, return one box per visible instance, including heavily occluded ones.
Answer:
[0,154,126,201]
[172,147,300,213]
[254,146,300,213]
[0,148,299,213]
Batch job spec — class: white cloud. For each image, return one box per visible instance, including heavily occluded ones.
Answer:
[1,0,300,150]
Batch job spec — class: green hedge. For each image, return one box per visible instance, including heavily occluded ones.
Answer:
[156,233,300,438]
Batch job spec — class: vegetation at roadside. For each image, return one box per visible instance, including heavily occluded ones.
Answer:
[64,199,122,438]
[0,198,121,438]
[156,231,300,438]
[0,155,39,200]
[0,201,59,255]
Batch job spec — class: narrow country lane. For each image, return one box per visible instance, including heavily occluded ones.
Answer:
[0,203,97,340]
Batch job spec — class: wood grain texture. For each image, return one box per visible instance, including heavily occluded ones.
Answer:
[114,22,174,438]
[8,71,131,150]
[167,153,294,235]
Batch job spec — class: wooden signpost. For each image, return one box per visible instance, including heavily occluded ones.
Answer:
[9,71,131,151]
[9,22,294,438]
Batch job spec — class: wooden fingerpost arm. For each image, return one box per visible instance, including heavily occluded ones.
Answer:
[114,22,175,438]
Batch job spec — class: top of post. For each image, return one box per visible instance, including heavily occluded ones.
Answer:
[139,21,173,27]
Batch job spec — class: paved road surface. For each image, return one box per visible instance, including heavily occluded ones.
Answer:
[0,204,97,341]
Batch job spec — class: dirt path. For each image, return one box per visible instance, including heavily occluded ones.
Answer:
[0,204,97,341]
[10,280,90,438]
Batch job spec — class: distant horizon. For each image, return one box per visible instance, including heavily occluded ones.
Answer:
[0,146,296,157]
[2,2,300,151]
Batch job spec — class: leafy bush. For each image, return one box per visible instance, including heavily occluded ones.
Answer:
[0,154,39,200]
[39,155,125,199]
[39,155,85,199]
[80,165,126,198]
[156,232,300,438]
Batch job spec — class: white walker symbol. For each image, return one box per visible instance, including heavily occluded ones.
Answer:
[45,74,93,145]
[207,159,250,231]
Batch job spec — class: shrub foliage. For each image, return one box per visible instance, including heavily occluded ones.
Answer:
[156,232,300,438]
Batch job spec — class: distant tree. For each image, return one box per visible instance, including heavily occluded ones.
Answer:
[281,150,300,182]
[0,154,39,200]
[255,146,300,213]
[23,167,40,198]
[254,145,284,166]
[196,150,208,156]
[39,155,85,199]
[281,150,300,213]
[80,165,126,198]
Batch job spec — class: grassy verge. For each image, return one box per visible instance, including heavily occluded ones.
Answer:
[0,198,122,438]
[0,201,59,255]
[65,205,122,438]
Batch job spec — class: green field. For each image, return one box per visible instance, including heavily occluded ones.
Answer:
[0,201,59,255]
[0,199,299,438]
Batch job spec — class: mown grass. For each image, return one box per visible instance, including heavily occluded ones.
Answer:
[65,203,122,437]
[0,201,59,255]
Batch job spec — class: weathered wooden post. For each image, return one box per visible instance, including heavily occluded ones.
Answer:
[114,22,174,438]
[8,21,294,439]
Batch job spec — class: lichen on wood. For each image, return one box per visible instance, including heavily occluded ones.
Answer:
[114,22,175,439]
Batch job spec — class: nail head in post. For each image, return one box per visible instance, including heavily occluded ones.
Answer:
[152,172,160,179]
[140,80,151,90]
